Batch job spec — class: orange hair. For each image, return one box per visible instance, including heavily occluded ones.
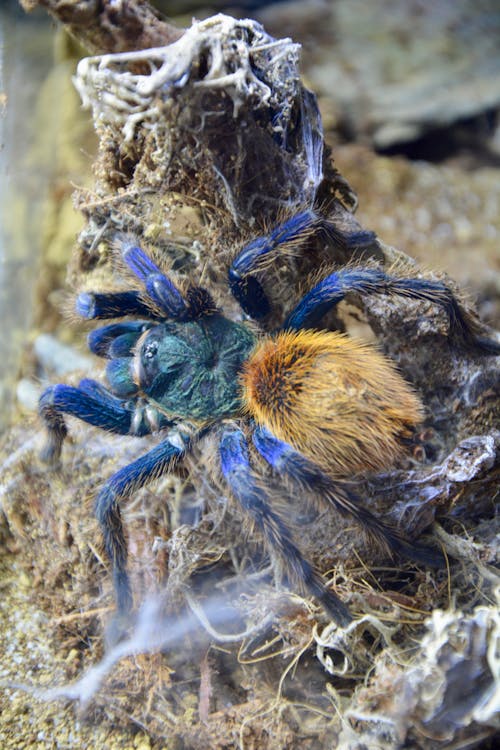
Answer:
[242,329,423,477]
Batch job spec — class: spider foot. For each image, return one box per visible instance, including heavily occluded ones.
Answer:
[38,385,68,465]
[104,608,134,648]
[306,569,352,627]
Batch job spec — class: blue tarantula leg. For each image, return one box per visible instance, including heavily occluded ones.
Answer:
[38,381,154,464]
[227,272,270,320]
[118,238,190,320]
[77,379,173,435]
[94,435,188,614]
[284,267,500,354]
[219,425,352,626]
[118,237,217,319]
[253,426,445,568]
[228,211,319,318]
[231,211,319,277]
[88,321,154,358]
[229,210,376,319]
[76,290,159,321]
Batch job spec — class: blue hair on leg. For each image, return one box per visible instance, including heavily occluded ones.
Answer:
[120,239,161,280]
[39,382,135,438]
[94,436,188,615]
[76,291,159,321]
[228,272,270,319]
[328,227,378,253]
[231,210,319,279]
[76,378,132,409]
[88,321,153,358]
[118,239,190,320]
[38,382,153,464]
[284,268,386,329]
[284,267,500,354]
[228,210,378,319]
[252,425,445,568]
[144,274,189,319]
[228,210,322,319]
[219,426,352,626]
[262,210,319,253]
[77,378,173,436]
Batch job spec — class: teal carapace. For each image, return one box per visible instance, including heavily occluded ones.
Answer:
[132,314,257,420]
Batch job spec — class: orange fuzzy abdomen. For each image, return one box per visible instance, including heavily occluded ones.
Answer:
[242,329,424,477]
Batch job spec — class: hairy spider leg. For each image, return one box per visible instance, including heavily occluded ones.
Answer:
[94,435,188,614]
[38,380,172,464]
[229,209,377,319]
[253,425,445,568]
[77,378,173,435]
[75,240,195,322]
[87,321,155,358]
[299,88,324,196]
[229,210,323,319]
[118,238,217,321]
[229,211,319,318]
[76,290,161,321]
[284,267,500,354]
[219,425,352,626]
[119,239,191,320]
[77,377,132,404]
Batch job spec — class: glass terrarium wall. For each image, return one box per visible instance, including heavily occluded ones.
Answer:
[0,1,55,430]
[0,1,94,432]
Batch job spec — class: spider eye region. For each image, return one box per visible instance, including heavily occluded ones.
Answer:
[134,316,256,421]
[144,341,158,360]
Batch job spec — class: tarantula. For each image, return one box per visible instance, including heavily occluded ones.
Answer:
[39,209,500,627]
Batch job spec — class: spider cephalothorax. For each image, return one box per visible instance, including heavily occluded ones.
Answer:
[39,217,500,627]
[127,316,256,420]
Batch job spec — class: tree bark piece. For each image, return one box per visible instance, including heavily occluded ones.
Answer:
[19,0,184,53]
